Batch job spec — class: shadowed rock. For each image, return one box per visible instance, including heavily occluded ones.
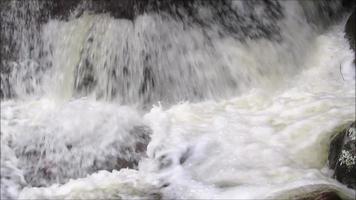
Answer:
[268,184,349,200]
[297,191,342,200]
[328,122,356,189]
[345,9,355,51]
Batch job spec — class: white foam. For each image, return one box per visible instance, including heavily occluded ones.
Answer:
[19,169,160,200]
[140,25,355,199]
[1,4,355,200]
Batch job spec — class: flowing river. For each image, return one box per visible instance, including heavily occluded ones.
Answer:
[1,1,355,199]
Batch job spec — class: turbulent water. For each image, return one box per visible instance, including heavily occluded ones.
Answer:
[1,0,355,199]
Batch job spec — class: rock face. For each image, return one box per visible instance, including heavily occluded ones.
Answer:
[0,0,353,100]
[328,122,356,189]
[345,9,355,51]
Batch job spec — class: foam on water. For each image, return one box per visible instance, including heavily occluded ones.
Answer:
[1,21,355,199]
[140,25,355,199]
[1,1,355,199]
[1,98,150,189]
[19,169,161,200]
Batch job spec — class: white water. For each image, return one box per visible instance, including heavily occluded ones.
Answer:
[1,1,355,200]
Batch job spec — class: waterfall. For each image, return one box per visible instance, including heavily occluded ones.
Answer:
[1,0,349,104]
[1,0,355,199]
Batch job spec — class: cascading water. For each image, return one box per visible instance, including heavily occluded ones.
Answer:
[1,0,355,199]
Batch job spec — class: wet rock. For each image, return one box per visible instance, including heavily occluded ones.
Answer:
[1,0,353,100]
[328,122,356,189]
[297,191,342,200]
[84,0,136,20]
[268,184,349,200]
[39,0,137,21]
[18,169,163,200]
[345,9,355,51]
[40,0,80,22]
[16,125,151,187]
[135,0,284,41]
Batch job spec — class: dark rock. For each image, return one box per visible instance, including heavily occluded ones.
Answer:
[299,0,353,31]
[40,0,138,21]
[328,122,356,189]
[345,9,355,51]
[86,0,136,20]
[297,191,342,200]
[30,0,355,42]
[134,0,284,41]
[40,0,80,22]
[266,184,354,200]
[15,125,151,187]
[268,184,347,200]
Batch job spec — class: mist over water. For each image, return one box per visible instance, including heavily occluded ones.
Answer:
[1,0,355,199]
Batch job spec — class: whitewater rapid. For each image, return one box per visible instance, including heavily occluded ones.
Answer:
[1,21,355,199]
[1,0,356,199]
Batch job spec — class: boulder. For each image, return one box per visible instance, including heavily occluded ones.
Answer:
[328,122,356,189]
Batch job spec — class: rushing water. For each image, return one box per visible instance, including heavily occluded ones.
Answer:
[1,1,355,199]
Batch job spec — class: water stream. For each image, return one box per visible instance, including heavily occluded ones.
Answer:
[1,1,355,199]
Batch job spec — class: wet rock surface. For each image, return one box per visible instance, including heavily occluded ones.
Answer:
[18,169,163,200]
[12,125,151,187]
[0,0,353,100]
[297,191,342,200]
[345,9,355,51]
[328,122,356,189]
[268,184,350,200]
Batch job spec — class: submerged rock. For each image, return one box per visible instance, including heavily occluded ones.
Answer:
[19,169,162,200]
[268,184,352,200]
[16,125,151,187]
[296,191,342,200]
[328,122,356,189]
